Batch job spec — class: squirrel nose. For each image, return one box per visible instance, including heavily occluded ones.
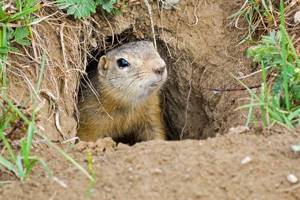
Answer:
[153,66,166,75]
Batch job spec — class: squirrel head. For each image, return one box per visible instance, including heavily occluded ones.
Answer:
[98,41,167,106]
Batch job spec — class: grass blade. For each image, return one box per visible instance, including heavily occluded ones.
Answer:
[0,155,17,175]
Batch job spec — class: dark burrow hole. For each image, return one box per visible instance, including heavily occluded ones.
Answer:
[78,28,213,144]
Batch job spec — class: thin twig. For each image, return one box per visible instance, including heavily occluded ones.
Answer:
[180,67,195,139]
[143,0,157,49]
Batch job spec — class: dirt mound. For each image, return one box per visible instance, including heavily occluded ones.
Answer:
[7,0,256,141]
[1,131,300,200]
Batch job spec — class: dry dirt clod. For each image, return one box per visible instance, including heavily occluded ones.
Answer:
[75,141,92,152]
[95,137,117,151]
[287,174,298,184]
[117,142,130,150]
[75,137,116,153]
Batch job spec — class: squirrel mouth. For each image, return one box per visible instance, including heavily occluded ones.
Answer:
[150,77,165,88]
[150,81,161,88]
[150,83,158,87]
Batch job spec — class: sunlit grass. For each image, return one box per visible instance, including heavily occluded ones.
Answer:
[238,0,300,129]
[0,1,93,181]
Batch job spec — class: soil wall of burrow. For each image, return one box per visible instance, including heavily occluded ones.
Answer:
[7,0,258,142]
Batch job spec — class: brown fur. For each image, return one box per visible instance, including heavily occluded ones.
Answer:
[77,41,167,143]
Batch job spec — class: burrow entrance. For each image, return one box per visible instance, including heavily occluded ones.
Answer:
[78,28,220,142]
[74,0,251,143]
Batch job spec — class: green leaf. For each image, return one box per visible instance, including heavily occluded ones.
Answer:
[272,76,283,95]
[13,27,30,41]
[95,0,117,13]
[11,27,31,46]
[291,84,300,100]
[24,0,39,9]
[57,0,97,19]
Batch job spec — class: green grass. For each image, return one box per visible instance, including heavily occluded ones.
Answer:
[84,151,97,199]
[0,0,50,177]
[238,0,300,129]
[56,0,120,19]
[0,1,42,180]
[0,1,93,181]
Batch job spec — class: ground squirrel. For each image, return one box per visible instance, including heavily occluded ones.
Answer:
[77,41,167,144]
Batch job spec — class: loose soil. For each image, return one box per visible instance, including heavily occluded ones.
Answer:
[1,130,300,199]
[1,0,300,199]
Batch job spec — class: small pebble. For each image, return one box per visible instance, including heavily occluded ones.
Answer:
[241,156,252,165]
[294,11,300,23]
[287,174,298,184]
[161,0,180,9]
[229,126,249,135]
[152,168,163,175]
[291,144,300,153]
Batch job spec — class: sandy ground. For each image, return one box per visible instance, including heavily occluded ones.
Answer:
[1,130,300,200]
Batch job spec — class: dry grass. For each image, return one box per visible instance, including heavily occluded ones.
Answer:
[230,0,300,46]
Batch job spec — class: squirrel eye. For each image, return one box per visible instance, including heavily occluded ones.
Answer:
[117,58,130,69]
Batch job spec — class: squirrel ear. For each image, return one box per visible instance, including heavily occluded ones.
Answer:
[98,56,109,76]
[98,56,109,69]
